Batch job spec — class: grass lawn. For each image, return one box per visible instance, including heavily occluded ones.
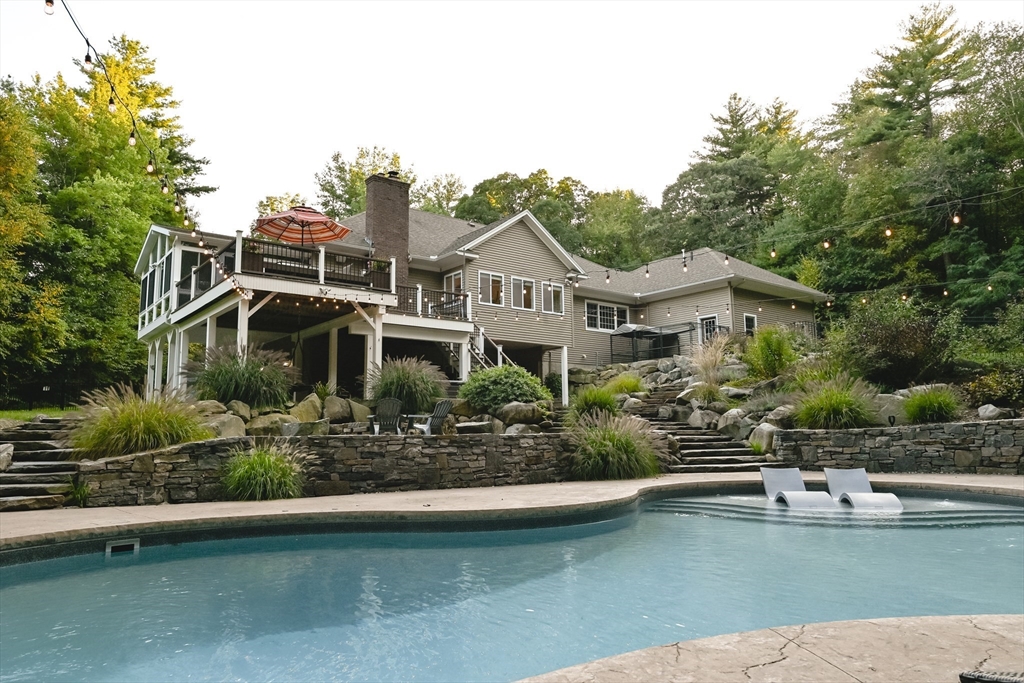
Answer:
[0,407,80,422]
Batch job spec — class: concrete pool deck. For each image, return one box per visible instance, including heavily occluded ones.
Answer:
[1,472,1022,681]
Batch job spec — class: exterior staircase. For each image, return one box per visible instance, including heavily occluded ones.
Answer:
[631,385,783,474]
[0,417,79,512]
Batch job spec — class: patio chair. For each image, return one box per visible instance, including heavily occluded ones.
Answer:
[410,399,453,436]
[760,467,837,509]
[369,397,403,435]
[824,468,903,510]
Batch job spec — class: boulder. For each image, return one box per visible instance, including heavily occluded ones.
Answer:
[672,405,694,423]
[718,363,749,381]
[688,409,720,430]
[749,423,778,453]
[630,359,661,372]
[0,443,13,472]
[289,394,322,423]
[194,400,227,415]
[667,368,683,382]
[281,419,330,437]
[612,393,631,407]
[224,400,251,421]
[323,395,352,423]
[448,398,476,417]
[895,383,949,398]
[873,394,908,426]
[706,401,730,414]
[598,369,619,382]
[246,413,298,436]
[505,423,541,435]
[722,386,752,399]
[457,421,496,434]
[348,399,371,423]
[677,383,706,403]
[737,417,758,441]
[764,405,796,429]
[622,397,644,412]
[657,405,674,420]
[716,408,747,439]
[657,358,676,374]
[644,371,666,386]
[628,392,650,400]
[203,413,246,438]
[979,404,1014,421]
[497,402,544,425]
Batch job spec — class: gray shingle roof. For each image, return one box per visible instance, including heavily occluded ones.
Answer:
[572,248,826,300]
[336,209,500,258]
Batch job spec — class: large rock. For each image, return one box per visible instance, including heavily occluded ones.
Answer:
[672,405,694,423]
[289,394,322,422]
[873,394,908,426]
[246,413,298,436]
[224,400,251,421]
[673,355,691,371]
[348,399,371,423]
[194,400,227,415]
[497,401,544,425]
[677,383,706,403]
[0,443,13,472]
[448,398,475,417]
[657,405,674,420]
[323,395,352,423]
[749,423,778,453]
[644,371,666,386]
[716,408,747,439]
[718,363,749,381]
[282,419,330,437]
[203,413,246,438]
[706,401,730,414]
[622,397,644,412]
[764,405,796,429]
[630,359,661,372]
[895,383,949,398]
[722,386,752,399]
[505,423,541,435]
[688,409,720,430]
[657,358,675,374]
[457,421,496,434]
[978,404,1014,420]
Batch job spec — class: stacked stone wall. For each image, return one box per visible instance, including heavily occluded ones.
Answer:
[78,434,570,507]
[774,419,1023,474]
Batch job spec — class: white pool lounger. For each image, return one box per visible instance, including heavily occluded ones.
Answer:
[760,467,838,509]
[824,468,904,511]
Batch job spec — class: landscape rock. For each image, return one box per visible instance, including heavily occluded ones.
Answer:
[764,405,796,428]
[657,358,675,374]
[716,408,747,439]
[673,355,690,371]
[672,405,694,422]
[722,386,753,399]
[749,422,778,453]
[281,419,330,437]
[622,397,644,412]
[497,402,544,425]
[348,399,371,423]
[203,414,246,438]
[0,443,13,472]
[194,400,227,415]
[644,371,666,386]
[667,368,683,382]
[224,400,251,421]
[706,401,730,414]
[657,405,674,420]
[322,395,352,423]
[873,394,908,426]
[447,398,476,417]
[978,404,1014,421]
[895,384,949,398]
[628,392,650,400]
[719,363,749,381]
[505,423,541,435]
[246,413,298,436]
[456,421,496,434]
[289,394,322,423]
[688,409,720,430]
[677,383,706,403]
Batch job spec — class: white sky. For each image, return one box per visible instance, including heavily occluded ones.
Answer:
[1,0,1022,235]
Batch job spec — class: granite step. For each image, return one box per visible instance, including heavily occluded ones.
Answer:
[676,441,749,450]
[11,448,78,462]
[6,461,78,474]
[677,454,766,465]
[671,447,755,458]
[0,472,76,485]
[8,440,63,452]
[0,494,67,512]
[670,462,784,473]
[0,482,73,497]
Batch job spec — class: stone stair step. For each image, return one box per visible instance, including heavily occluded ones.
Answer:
[678,454,766,465]
[0,472,76,485]
[0,494,67,512]
[0,430,62,441]
[669,462,784,473]
[0,482,73,497]
[675,441,749,450]
[11,448,78,462]
[8,440,62,451]
[671,447,755,458]
[6,461,78,473]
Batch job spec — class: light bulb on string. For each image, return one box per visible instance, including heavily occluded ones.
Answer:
[645,264,650,278]
[823,239,830,249]
[183,214,190,227]
[146,154,155,173]
[605,270,610,284]
[770,246,777,259]
[757,303,762,312]
[901,294,908,301]
[174,197,181,213]
[161,177,169,194]
[108,89,116,113]
[943,289,949,296]
[198,239,204,247]
[862,298,867,304]
[826,300,832,307]
[44,0,54,14]
[987,284,993,291]
[84,51,93,72]
[667,308,671,317]
[128,126,137,147]
[952,213,961,225]
[791,301,796,310]
[884,228,892,238]
[724,254,729,266]
[695,305,700,317]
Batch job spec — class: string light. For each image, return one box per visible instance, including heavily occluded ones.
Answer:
[83,45,93,71]
[645,264,650,278]
[823,239,830,249]
[183,214,190,227]
[901,294,908,301]
[724,254,729,266]
[987,284,993,291]
[757,303,762,312]
[862,298,867,304]
[107,87,115,113]
[44,0,54,14]
[770,246,777,259]
[161,176,169,194]
[146,154,155,173]
[952,213,961,225]
[826,300,832,307]
[943,289,948,296]
[791,301,796,310]
[695,305,700,317]
[884,228,892,237]
[667,307,671,317]
[173,197,181,213]
[128,126,136,146]
[605,270,610,284]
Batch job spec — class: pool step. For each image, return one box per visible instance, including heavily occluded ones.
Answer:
[669,462,788,473]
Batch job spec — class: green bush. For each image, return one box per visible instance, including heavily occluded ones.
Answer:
[690,382,724,405]
[312,381,337,403]
[793,376,878,429]
[544,372,562,398]
[366,356,449,413]
[71,384,212,459]
[222,443,308,501]
[567,412,662,480]
[743,326,798,380]
[904,387,961,424]
[458,365,552,415]
[566,386,619,425]
[740,391,796,414]
[963,366,1024,408]
[603,373,644,395]
[184,344,298,409]
[784,357,844,392]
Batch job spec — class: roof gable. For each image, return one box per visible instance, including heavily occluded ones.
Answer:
[456,210,585,274]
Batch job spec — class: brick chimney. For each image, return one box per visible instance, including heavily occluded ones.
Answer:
[365,172,410,286]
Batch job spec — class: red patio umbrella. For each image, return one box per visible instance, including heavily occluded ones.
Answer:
[253,206,351,245]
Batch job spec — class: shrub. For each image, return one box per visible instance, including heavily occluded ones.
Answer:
[566,386,619,425]
[904,387,961,424]
[184,344,298,409]
[963,366,1024,408]
[783,357,844,392]
[222,443,309,501]
[743,326,798,380]
[793,375,878,429]
[312,381,337,403]
[366,356,449,413]
[458,365,552,415]
[71,384,212,459]
[690,382,724,405]
[740,391,796,414]
[567,412,662,480]
[544,372,562,399]
[603,373,644,395]
[691,334,731,385]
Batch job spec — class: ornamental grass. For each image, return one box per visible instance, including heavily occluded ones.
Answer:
[221,442,309,501]
[566,386,620,425]
[366,356,450,413]
[904,386,961,424]
[184,344,298,409]
[793,375,878,430]
[567,412,663,480]
[603,372,644,395]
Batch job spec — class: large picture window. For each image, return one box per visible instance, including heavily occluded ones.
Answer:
[585,301,628,331]
[478,271,503,306]
[444,270,463,293]
[542,282,564,315]
[511,277,535,310]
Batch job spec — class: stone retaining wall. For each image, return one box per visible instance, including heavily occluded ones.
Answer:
[774,419,1024,474]
[78,434,570,507]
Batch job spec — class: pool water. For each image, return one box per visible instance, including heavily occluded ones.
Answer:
[1,495,1022,682]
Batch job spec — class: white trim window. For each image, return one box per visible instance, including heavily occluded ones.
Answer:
[444,269,463,293]
[586,301,628,332]
[511,277,535,310]
[478,271,504,306]
[744,314,757,336]
[542,282,564,315]
[699,315,720,343]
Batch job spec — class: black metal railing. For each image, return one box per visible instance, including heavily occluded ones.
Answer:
[237,239,318,280]
[394,285,468,320]
[323,252,392,290]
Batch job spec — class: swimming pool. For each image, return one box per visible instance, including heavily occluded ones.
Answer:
[1,494,1022,682]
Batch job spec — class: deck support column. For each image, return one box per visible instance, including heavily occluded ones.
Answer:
[153,337,164,395]
[363,305,384,400]
[145,342,156,398]
[205,314,218,365]
[236,297,249,351]
[460,342,471,382]
[176,328,190,391]
[560,345,569,407]
[328,327,338,389]
[165,332,177,390]
[496,344,503,367]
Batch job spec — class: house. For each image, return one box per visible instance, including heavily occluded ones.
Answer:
[134,173,826,406]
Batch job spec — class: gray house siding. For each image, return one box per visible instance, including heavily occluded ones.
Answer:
[732,287,815,333]
[405,268,444,291]
[467,219,575,349]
